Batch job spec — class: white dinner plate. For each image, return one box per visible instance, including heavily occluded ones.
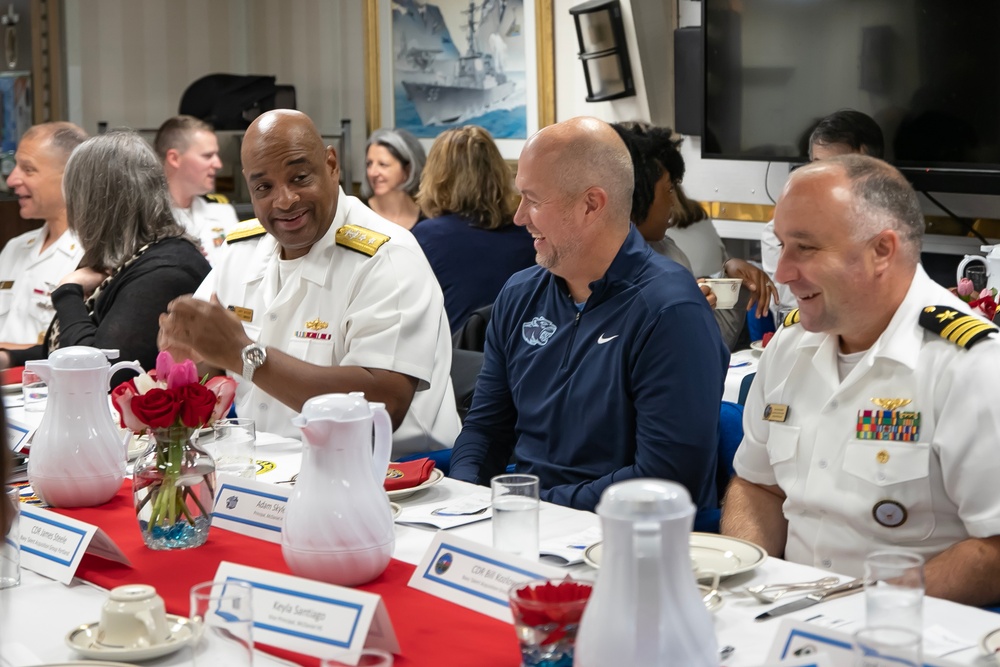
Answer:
[981,628,1000,662]
[583,533,767,579]
[749,340,766,353]
[390,501,402,519]
[66,614,198,661]
[37,662,140,667]
[386,467,444,501]
[2,382,22,394]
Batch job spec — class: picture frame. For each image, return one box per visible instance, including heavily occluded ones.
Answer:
[364,0,554,161]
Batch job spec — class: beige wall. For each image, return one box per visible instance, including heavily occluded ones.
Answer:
[63,0,366,179]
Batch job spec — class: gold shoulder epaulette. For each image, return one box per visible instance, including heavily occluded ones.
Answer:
[919,304,998,349]
[335,224,390,257]
[203,193,230,204]
[225,219,266,244]
[782,309,800,328]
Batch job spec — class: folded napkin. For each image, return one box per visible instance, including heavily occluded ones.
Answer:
[384,457,436,491]
[2,366,23,386]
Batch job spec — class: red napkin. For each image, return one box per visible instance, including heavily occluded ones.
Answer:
[384,458,436,491]
[1,366,23,386]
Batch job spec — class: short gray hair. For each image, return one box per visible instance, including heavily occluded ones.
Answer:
[361,128,426,198]
[64,130,190,271]
[834,154,925,263]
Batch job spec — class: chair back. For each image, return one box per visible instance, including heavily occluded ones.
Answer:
[694,400,745,533]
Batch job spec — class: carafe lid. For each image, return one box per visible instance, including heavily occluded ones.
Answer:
[595,478,694,521]
[299,392,374,422]
[47,346,113,370]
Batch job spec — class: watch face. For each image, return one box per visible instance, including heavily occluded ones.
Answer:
[243,345,265,366]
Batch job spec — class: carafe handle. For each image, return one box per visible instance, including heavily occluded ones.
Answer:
[107,360,143,390]
[957,254,986,286]
[369,402,392,485]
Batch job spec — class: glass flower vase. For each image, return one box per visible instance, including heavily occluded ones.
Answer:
[132,425,215,550]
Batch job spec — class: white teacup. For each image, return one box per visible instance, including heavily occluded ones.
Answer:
[703,278,743,310]
[97,584,170,649]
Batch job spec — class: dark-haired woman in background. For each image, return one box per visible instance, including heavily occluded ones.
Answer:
[613,122,777,350]
[0,131,210,383]
[413,126,536,332]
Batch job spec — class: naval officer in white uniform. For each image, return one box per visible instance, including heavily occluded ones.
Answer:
[722,155,1000,606]
[158,110,460,456]
[0,122,87,346]
[155,115,240,265]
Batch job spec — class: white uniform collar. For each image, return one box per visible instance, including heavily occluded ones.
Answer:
[791,265,940,372]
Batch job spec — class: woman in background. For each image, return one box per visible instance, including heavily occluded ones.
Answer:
[414,125,535,332]
[362,128,426,229]
[1,131,210,384]
[613,122,777,350]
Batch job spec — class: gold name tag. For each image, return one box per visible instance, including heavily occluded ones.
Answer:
[763,404,789,422]
[228,305,254,322]
[0,281,14,290]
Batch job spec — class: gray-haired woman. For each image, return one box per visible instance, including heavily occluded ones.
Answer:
[2,130,210,384]
[362,127,426,229]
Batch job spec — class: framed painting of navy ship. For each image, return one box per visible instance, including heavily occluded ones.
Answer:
[364,0,554,160]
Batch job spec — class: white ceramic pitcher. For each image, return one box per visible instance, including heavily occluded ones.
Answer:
[575,479,718,667]
[26,347,142,507]
[282,392,395,586]
[956,244,1000,293]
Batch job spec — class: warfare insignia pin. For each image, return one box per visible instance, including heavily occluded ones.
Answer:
[305,318,329,331]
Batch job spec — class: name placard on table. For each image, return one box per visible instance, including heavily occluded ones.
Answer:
[18,504,130,584]
[215,561,399,661]
[408,532,566,623]
[211,476,289,543]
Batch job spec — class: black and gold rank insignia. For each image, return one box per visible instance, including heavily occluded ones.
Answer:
[920,304,997,349]
[336,225,390,256]
[782,309,800,328]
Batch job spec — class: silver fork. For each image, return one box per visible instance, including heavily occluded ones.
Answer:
[743,576,841,603]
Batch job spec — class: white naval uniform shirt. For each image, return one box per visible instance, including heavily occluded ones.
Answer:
[0,225,83,344]
[734,265,1000,577]
[171,196,240,266]
[195,191,461,456]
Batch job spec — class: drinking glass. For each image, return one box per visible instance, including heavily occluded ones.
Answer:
[189,579,254,665]
[22,368,47,412]
[854,626,922,667]
[210,418,257,479]
[965,264,988,292]
[508,578,593,667]
[1,486,20,589]
[491,474,540,561]
[864,550,924,631]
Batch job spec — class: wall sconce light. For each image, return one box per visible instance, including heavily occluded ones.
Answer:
[569,0,636,103]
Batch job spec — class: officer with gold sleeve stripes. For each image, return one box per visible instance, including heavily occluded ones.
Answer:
[157,110,460,457]
[721,154,1000,607]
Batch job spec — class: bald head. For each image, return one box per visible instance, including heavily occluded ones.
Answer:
[242,110,327,170]
[790,155,924,264]
[522,117,633,223]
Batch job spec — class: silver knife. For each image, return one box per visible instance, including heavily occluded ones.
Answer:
[754,578,865,621]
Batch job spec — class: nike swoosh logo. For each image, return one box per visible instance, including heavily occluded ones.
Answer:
[597,334,619,344]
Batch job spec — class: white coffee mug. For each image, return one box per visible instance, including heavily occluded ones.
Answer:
[97,584,170,648]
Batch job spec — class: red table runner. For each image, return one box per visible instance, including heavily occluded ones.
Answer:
[53,482,520,666]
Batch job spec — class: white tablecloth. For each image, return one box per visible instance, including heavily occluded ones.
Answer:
[4,427,1000,666]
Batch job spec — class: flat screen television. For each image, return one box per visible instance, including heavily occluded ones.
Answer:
[702,0,1000,194]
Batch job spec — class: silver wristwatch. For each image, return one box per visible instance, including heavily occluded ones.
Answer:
[240,342,267,382]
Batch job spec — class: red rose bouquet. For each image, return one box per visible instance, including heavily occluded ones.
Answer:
[112,351,236,549]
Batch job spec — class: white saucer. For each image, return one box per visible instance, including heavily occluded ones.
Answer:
[66,613,198,661]
[749,340,766,353]
[36,662,140,667]
[981,627,1000,663]
[390,501,402,519]
[386,467,445,501]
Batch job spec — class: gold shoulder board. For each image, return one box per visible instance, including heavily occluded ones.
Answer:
[335,224,390,257]
[203,193,230,204]
[782,309,800,328]
[225,219,267,244]
[919,304,998,349]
